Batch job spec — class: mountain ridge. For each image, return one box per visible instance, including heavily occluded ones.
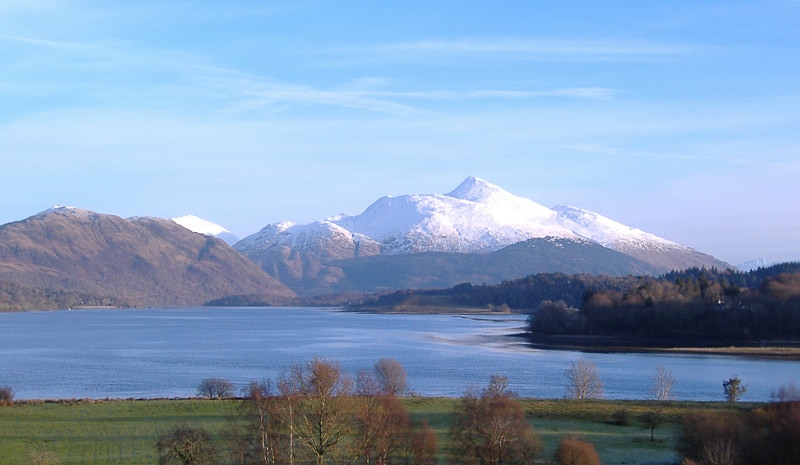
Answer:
[235,177,730,296]
[0,207,295,309]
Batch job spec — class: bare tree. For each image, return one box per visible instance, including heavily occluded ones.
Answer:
[649,365,676,401]
[483,374,512,399]
[641,409,664,442]
[233,380,289,465]
[0,385,13,406]
[277,365,307,465]
[197,378,235,399]
[294,357,355,465]
[722,375,747,402]
[771,381,800,402]
[353,387,411,465]
[373,358,408,396]
[449,375,542,465]
[410,419,438,465]
[156,425,218,465]
[564,359,603,400]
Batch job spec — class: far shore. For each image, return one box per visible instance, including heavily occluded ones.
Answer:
[345,305,516,314]
[524,336,800,360]
[347,305,800,360]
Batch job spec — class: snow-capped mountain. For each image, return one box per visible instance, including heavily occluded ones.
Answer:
[236,177,730,295]
[235,220,381,261]
[330,177,578,254]
[239,176,722,259]
[737,259,774,272]
[172,214,239,245]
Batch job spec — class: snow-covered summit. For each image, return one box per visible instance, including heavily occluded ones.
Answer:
[447,176,508,203]
[237,176,730,271]
[37,205,97,219]
[329,177,575,254]
[172,215,239,245]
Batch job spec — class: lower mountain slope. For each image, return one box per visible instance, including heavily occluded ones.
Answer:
[269,237,661,296]
[0,207,296,308]
[236,177,730,297]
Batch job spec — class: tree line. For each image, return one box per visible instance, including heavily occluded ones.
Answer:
[0,280,134,311]
[358,262,800,343]
[157,357,609,465]
[154,357,800,465]
[529,264,800,342]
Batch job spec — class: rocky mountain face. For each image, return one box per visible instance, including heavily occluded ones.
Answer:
[236,177,731,296]
[0,207,295,308]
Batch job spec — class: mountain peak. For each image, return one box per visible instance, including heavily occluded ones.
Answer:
[36,205,97,220]
[446,176,506,203]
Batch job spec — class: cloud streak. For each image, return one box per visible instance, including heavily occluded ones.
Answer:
[335,38,700,62]
[202,67,615,116]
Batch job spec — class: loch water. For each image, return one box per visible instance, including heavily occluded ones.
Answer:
[1,307,797,401]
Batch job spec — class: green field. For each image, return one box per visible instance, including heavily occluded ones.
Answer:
[0,398,753,465]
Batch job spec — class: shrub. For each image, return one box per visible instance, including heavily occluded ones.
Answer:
[0,385,14,406]
[156,424,218,465]
[677,413,745,465]
[554,436,601,465]
[748,400,800,464]
[610,409,630,426]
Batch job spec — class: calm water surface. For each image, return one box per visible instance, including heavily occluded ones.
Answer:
[0,307,797,401]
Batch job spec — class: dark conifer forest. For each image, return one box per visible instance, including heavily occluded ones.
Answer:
[362,263,800,344]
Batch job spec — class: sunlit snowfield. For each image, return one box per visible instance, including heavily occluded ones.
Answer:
[1,307,797,400]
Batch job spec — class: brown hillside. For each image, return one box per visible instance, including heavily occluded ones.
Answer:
[0,207,296,308]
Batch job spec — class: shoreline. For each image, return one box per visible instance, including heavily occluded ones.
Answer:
[522,335,800,360]
[349,306,800,360]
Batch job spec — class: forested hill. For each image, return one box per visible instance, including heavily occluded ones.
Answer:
[360,273,640,311]
[357,262,800,343]
[531,263,800,343]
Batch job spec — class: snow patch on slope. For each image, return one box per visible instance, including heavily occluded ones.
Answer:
[737,259,774,272]
[172,215,239,245]
[553,205,690,253]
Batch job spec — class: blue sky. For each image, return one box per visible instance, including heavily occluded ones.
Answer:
[1,1,798,265]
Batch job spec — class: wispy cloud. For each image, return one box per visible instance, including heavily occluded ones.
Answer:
[202,66,614,116]
[336,38,699,62]
[467,88,613,100]
[0,34,88,50]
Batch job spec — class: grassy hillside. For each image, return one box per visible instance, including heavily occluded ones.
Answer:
[0,398,754,465]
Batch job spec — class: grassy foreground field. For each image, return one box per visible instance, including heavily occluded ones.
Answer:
[0,398,753,465]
